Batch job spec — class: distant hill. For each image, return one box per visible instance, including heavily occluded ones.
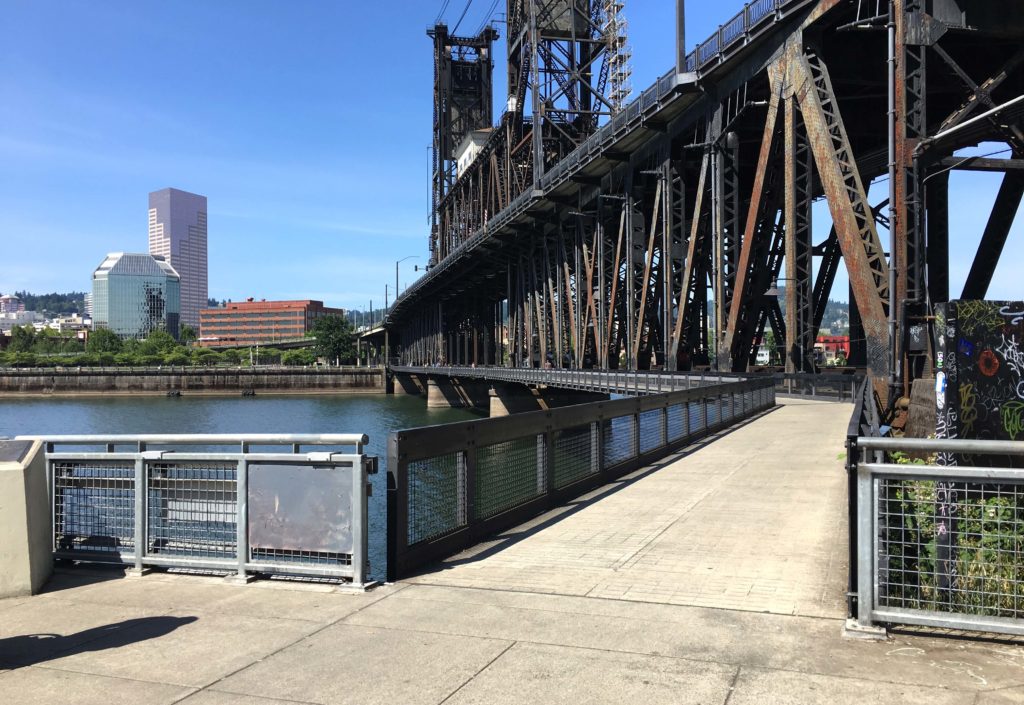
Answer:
[13,291,86,315]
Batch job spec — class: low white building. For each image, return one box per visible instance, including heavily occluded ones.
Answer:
[0,311,44,333]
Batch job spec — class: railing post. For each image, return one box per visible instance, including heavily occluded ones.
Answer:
[855,449,875,630]
[352,456,368,586]
[233,457,251,583]
[661,403,669,449]
[132,456,146,574]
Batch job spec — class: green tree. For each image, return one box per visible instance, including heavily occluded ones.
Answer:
[221,348,241,365]
[282,349,315,366]
[179,324,198,344]
[139,330,179,356]
[259,347,282,365]
[10,351,38,367]
[9,325,35,352]
[164,349,190,366]
[190,348,221,366]
[310,316,355,365]
[86,327,123,354]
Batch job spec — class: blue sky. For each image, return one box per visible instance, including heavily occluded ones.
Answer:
[0,0,1020,309]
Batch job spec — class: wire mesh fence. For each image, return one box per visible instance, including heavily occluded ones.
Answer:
[147,461,237,559]
[53,460,135,556]
[476,435,546,519]
[851,434,1024,636]
[407,452,466,545]
[42,434,373,585]
[876,477,1024,620]
[553,424,598,489]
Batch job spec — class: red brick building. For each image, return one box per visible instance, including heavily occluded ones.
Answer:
[199,299,346,347]
[815,335,850,362]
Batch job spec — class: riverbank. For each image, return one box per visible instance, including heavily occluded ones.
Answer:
[0,366,385,396]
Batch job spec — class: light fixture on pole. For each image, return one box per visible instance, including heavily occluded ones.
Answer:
[396,255,419,302]
[765,277,797,298]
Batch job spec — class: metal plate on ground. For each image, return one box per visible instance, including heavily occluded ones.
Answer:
[248,463,353,554]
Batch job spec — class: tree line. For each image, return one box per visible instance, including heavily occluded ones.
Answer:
[1,315,358,368]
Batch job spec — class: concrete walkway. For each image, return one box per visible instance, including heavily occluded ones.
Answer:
[3,399,1024,704]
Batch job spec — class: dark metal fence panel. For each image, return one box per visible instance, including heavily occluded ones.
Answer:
[387,378,776,580]
[552,424,598,489]
[475,435,547,519]
[407,452,466,545]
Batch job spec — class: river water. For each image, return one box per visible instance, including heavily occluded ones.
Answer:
[0,393,479,582]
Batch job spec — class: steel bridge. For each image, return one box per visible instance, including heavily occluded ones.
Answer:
[388,0,1024,407]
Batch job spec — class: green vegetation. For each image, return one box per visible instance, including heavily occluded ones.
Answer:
[309,315,356,364]
[0,324,324,368]
[13,290,86,315]
[883,450,1024,616]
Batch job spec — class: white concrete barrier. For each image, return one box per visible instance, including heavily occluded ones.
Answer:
[0,439,51,597]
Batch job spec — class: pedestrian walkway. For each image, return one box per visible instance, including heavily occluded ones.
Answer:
[408,397,849,618]
[2,399,1024,704]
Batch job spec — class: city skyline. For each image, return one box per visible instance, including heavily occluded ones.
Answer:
[1,1,1021,309]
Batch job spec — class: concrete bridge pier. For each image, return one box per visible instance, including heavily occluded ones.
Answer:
[391,372,424,397]
[488,383,608,417]
[426,376,490,410]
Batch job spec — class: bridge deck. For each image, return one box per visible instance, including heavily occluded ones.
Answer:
[407,397,849,618]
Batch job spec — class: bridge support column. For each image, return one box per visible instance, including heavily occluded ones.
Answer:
[426,377,465,409]
[392,373,423,396]
[489,383,608,417]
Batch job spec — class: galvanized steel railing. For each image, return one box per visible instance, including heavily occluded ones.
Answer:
[391,365,739,396]
[848,431,1024,636]
[775,372,863,401]
[386,377,776,580]
[20,434,376,586]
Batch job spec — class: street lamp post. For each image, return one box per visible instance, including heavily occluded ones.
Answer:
[395,255,419,304]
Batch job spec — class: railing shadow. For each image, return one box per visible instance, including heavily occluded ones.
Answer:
[0,616,198,669]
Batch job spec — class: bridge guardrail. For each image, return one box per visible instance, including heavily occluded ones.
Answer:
[19,434,376,587]
[386,377,775,580]
[774,372,862,401]
[391,365,740,395]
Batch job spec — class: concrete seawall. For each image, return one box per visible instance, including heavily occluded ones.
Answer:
[0,367,385,395]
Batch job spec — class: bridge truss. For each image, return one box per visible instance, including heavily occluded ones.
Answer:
[394,0,1024,404]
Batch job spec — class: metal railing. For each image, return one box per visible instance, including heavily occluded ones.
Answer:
[20,434,376,586]
[391,365,740,396]
[774,372,863,401]
[848,427,1024,636]
[386,377,775,580]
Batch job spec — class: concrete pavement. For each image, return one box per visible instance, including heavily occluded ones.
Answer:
[2,399,1024,704]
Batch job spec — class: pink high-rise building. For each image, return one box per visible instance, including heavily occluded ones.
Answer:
[148,188,207,331]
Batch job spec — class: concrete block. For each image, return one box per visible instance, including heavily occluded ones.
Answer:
[0,439,51,597]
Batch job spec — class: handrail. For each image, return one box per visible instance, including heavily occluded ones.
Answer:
[19,433,368,453]
[391,364,742,395]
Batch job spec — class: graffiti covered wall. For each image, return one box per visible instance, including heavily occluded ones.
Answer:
[934,300,1024,464]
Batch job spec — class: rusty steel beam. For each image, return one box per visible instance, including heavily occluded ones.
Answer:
[794,45,890,384]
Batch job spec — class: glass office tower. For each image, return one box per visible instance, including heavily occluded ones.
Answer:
[91,253,181,339]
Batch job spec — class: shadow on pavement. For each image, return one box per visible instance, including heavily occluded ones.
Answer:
[0,616,198,668]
